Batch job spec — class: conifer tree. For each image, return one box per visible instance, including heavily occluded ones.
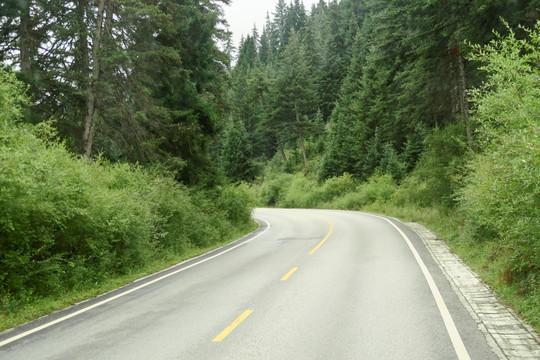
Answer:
[287,0,307,34]
[268,29,318,166]
[273,0,289,52]
[221,118,256,182]
[259,20,272,65]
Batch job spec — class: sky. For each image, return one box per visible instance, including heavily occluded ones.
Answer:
[223,0,321,51]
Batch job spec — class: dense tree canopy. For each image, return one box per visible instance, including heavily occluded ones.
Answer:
[227,0,538,180]
[2,0,537,186]
[0,0,231,185]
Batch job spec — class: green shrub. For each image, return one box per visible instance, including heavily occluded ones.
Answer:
[256,172,295,206]
[330,174,397,209]
[406,124,469,208]
[391,175,432,207]
[0,70,28,126]
[459,21,540,292]
[216,183,255,225]
[0,69,255,315]
[318,173,357,204]
[255,170,398,210]
[280,173,318,208]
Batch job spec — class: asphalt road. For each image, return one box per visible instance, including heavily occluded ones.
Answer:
[0,208,499,359]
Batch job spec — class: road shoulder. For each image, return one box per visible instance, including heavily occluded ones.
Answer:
[408,222,540,360]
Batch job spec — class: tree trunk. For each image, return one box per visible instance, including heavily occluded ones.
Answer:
[76,0,90,76]
[76,0,90,136]
[104,0,113,33]
[448,47,460,119]
[449,46,473,150]
[19,2,32,75]
[458,53,473,149]
[19,1,33,119]
[294,101,308,166]
[82,0,106,158]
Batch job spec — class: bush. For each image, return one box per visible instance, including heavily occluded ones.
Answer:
[358,174,397,205]
[0,69,255,314]
[216,183,256,225]
[330,174,397,209]
[459,21,540,291]
[390,175,432,207]
[318,173,357,203]
[253,170,397,211]
[280,173,318,208]
[256,172,295,206]
[406,124,469,208]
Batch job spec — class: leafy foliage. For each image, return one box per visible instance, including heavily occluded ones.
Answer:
[459,22,540,291]
[0,69,253,314]
[220,119,257,182]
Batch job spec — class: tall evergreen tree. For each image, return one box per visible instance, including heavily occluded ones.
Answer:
[287,0,307,34]
[259,20,272,65]
[272,0,289,53]
[268,29,318,166]
[317,0,354,120]
[220,118,256,182]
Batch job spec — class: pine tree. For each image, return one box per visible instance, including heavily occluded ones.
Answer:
[259,20,272,65]
[221,119,256,182]
[268,29,318,166]
[317,0,353,120]
[272,0,289,52]
[287,0,307,34]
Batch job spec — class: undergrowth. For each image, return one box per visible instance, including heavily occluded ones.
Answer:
[0,70,256,330]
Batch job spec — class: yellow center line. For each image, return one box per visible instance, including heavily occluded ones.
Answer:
[280,266,299,281]
[211,309,254,342]
[308,217,334,255]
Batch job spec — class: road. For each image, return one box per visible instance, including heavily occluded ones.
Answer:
[0,208,499,359]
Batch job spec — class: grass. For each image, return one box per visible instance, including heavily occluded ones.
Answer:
[0,221,258,332]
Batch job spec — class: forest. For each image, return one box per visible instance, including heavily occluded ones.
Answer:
[1,0,539,330]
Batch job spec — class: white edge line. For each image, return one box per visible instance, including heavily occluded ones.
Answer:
[0,217,271,348]
[367,213,471,360]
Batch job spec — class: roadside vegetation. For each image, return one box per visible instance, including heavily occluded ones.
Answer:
[0,70,256,331]
[0,0,260,331]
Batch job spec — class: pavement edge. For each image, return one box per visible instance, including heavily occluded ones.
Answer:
[407,222,540,360]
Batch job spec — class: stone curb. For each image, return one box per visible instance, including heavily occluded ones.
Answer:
[407,222,540,360]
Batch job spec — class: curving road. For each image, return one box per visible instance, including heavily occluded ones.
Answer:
[0,208,499,359]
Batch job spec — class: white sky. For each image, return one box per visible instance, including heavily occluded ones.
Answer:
[223,0,321,51]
